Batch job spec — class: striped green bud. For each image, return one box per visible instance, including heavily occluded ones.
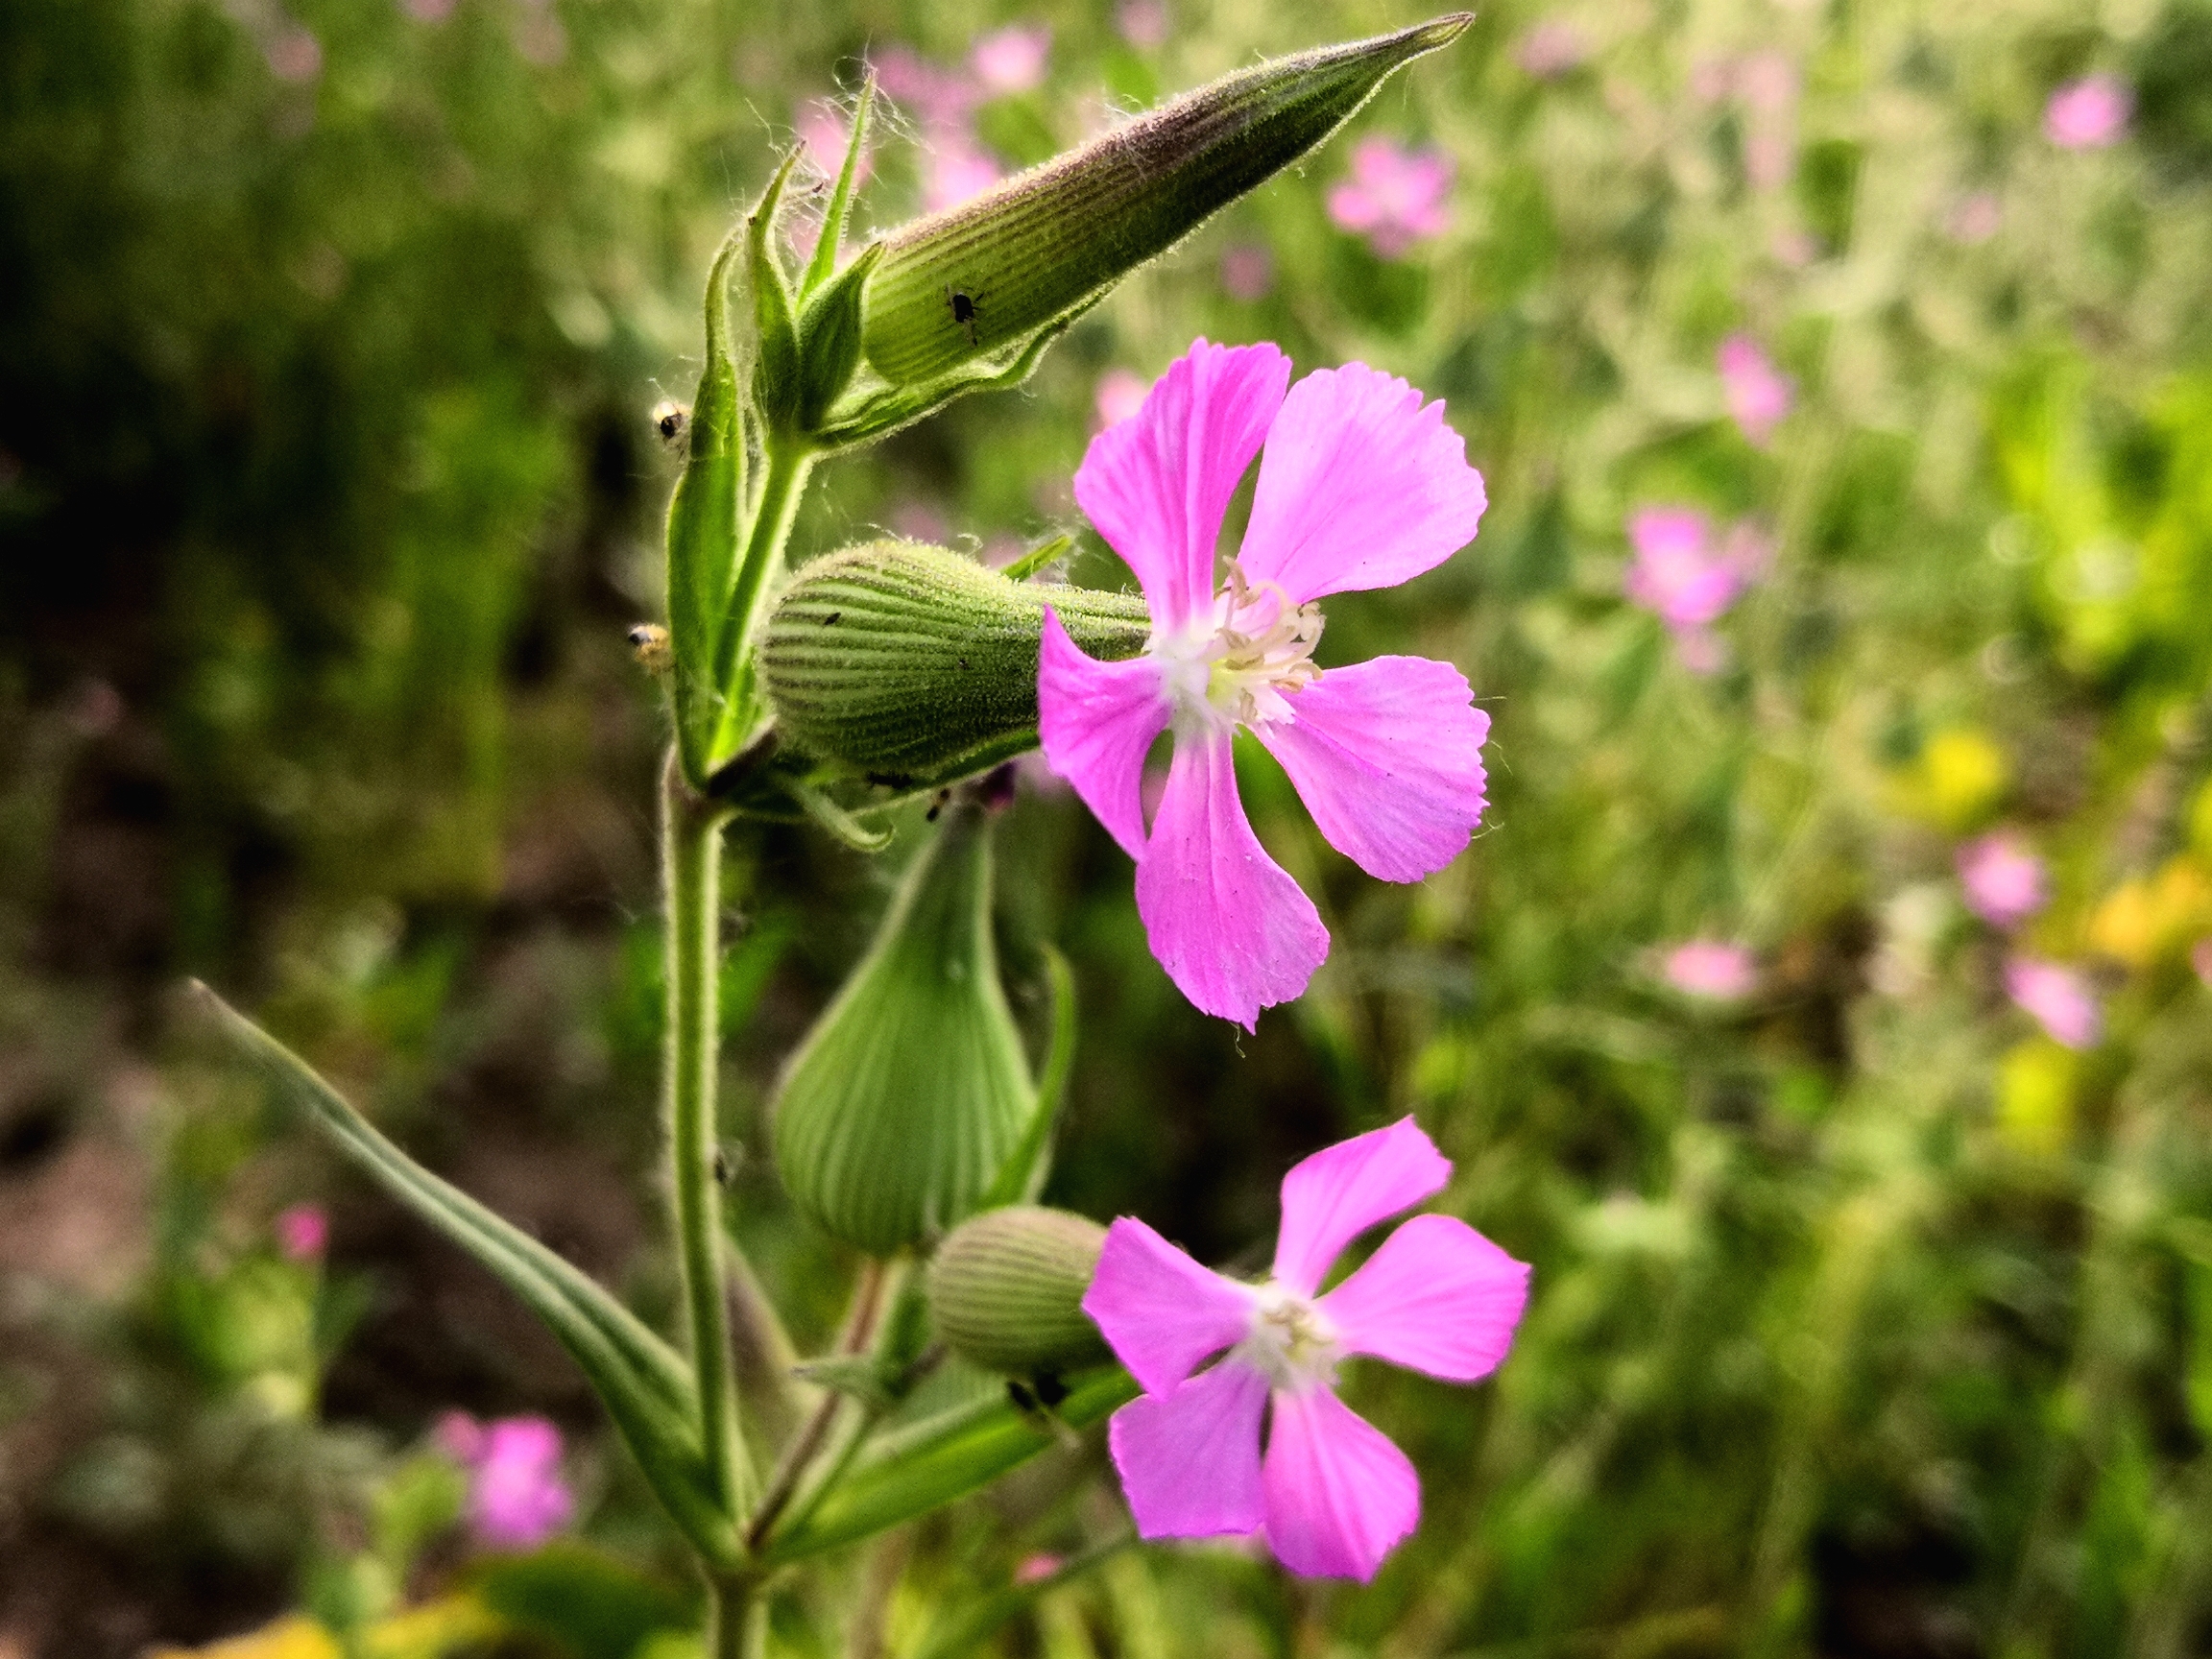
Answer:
[926,1206,1110,1377]
[860,14,1471,388]
[761,541,1150,788]
[772,801,1035,1254]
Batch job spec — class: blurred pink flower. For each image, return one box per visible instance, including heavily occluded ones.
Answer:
[2045,74,2131,150]
[275,1203,327,1262]
[400,0,455,21]
[1956,833,2049,930]
[1013,1552,1065,1585]
[441,1413,576,1550]
[923,141,1004,211]
[874,45,980,130]
[1945,192,2004,244]
[797,102,874,187]
[888,501,950,545]
[1515,19,1587,80]
[1737,51,1798,115]
[1118,0,1168,50]
[1623,508,1767,672]
[1771,228,1820,268]
[1662,940,1757,1000]
[2005,957,2101,1049]
[1220,242,1275,301]
[1718,334,1792,446]
[512,7,565,66]
[2194,938,2212,988]
[1094,368,1149,430]
[1327,138,1453,260]
[265,25,323,83]
[971,24,1050,95]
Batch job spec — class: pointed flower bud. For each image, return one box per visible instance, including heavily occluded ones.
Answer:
[926,1206,1111,1376]
[860,15,1471,388]
[773,801,1037,1253]
[761,541,1149,788]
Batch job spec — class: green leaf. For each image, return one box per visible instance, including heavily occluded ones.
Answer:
[909,1533,1133,1659]
[760,1365,1138,1563]
[189,983,743,1570]
[794,241,884,437]
[469,1543,695,1659]
[799,75,876,301]
[998,533,1075,584]
[748,151,805,439]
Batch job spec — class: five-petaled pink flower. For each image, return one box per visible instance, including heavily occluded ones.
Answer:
[1718,335,1792,447]
[1623,507,1768,674]
[1327,138,1454,260]
[2005,956,2101,1049]
[2044,74,2131,150]
[1039,340,1491,1027]
[1662,939,1757,1000]
[438,1412,576,1550]
[1082,1118,1528,1581]
[1957,833,2049,931]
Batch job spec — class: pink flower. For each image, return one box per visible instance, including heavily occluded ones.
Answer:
[1662,940,1757,1000]
[971,24,1050,96]
[1946,191,2003,244]
[1013,1552,1064,1585]
[923,141,1003,212]
[2005,957,2101,1049]
[797,102,874,188]
[1039,341,1490,1026]
[1094,368,1149,431]
[441,1413,576,1550]
[265,25,323,84]
[1515,20,1587,80]
[2194,938,2212,988]
[1623,508,1767,672]
[1219,242,1275,302]
[1326,138,1454,260]
[1083,1118,1528,1581]
[275,1203,327,1262]
[1718,334,1792,446]
[1117,0,1168,50]
[874,45,980,131]
[1957,833,2049,930]
[2044,74,2131,150]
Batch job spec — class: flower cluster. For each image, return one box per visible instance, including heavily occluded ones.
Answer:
[872,24,1053,212]
[1040,340,1492,1027]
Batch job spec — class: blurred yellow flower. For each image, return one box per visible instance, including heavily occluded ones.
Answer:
[149,1618,340,1659]
[2089,856,2212,969]
[1996,1039,2077,1159]
[1887,729,2010,831]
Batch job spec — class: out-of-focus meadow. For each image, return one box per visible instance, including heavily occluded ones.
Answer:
[4,0,2212,1653]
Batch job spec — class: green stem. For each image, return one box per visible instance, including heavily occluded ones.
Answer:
[665,752,749,1519]
[716,438,815,749]
[708,1574,766,1659]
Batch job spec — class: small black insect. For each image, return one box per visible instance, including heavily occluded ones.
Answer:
[1005,1379,1039,1412]
[1030,1371,1070,1408]
[651,398,690,448]
[821,610,842,626]
[944,284,981,347]
[924,787,952,824]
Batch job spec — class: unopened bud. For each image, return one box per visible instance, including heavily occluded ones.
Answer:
[761,541,1149,788]
[926,1206,1110,1376]
[861,15,1471,387]
[773,801,1038,1254]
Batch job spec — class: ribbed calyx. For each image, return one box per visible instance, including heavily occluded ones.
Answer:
[926,1205,1110,1376]
[860,15,1471,388]
[773,801,1037,1254]
[762,541,1151,788]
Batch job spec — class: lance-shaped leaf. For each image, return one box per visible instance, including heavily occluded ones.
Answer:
[749,150,805,439]
[664,228,746,788]
[800,76,877,301]
[191,984,744,1569]
[760,1367,1140,1563]
[861,15,1471,387]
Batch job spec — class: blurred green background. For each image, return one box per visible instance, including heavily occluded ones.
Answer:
[4,0,2212,1654]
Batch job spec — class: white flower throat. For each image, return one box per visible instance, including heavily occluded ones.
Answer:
[1152,563,1324,734]
[1236,1281,1340,1394]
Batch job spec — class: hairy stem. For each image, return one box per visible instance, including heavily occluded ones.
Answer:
[665,752,749,1519]
[717,438,815,748]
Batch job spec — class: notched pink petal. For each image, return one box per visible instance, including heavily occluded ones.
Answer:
[1133,733,1328,1029]
[1258,656,1489,883]
[1318,1214,1529,1382]
[1082,1216,1256,1396]
[1107,1359,1269,1540]
[1073,340,1290,632]
[1241,362,1486,605]
[1039,609,1170,861]
[1271,1117,1450,1296]
[1261,1386,1419,1581]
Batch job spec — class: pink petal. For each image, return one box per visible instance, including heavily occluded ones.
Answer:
[1257,656,1489,883]
[1074,340,1290,633]
[1240,363,1486,605]
[1082,1216,1257,1396]
[1039,609,1170,861]
[1261,1385,1419,1580]
[1271,1118,1450,1296]
[1318,1214,1528,1382]
[1107,1359,1269,1539]
[1132,733,1328,1028]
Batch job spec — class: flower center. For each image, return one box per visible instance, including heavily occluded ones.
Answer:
[1149,564,1324,733]
[1235,1281,1340,1394]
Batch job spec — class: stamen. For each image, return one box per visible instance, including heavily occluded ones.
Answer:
[1146,562,1326,733]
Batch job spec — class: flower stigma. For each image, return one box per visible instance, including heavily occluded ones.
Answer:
[1151,563,1325,735]
[1236,1280,1341,1394]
